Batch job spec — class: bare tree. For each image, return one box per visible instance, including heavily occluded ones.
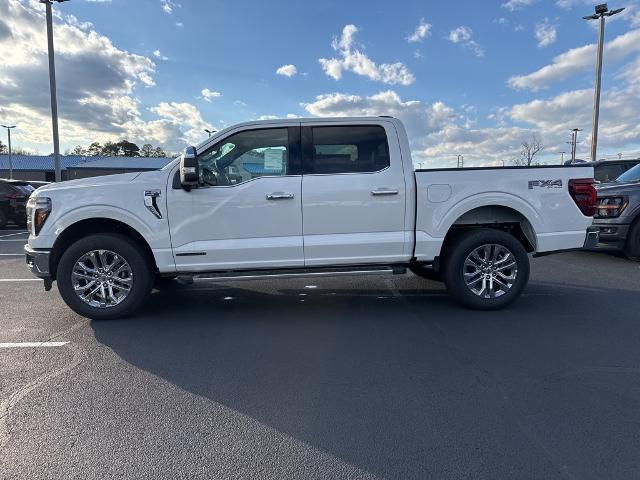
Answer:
[512,134,544,166]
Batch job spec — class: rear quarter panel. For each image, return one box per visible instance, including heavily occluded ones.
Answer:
[414,166,594,261]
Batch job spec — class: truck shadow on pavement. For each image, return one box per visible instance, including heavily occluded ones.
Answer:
[90,280,640,479]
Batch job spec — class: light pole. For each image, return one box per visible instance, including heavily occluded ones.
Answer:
[40,0,69,182]
[204,129,215,137]
[570,128,582,163]
[1,125,16,179]
[560,151,566,165]
[583,3,625,163]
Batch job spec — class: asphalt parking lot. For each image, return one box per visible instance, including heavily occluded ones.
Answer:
[1,226,640,479]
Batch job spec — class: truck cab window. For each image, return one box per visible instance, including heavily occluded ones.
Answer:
[308,125,390,174]
[197,128,289,186]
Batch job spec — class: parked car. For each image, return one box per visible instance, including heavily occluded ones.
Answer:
[25,117,597,319]
[594,163,640,258]
[0,179,35,228]
[565,159,640,183]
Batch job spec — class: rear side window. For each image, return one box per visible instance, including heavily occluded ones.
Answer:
[595,163,625,182]
[307,125,390,174]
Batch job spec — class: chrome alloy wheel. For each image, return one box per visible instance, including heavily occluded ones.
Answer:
[463,244,518,299]
[71,250,133,308]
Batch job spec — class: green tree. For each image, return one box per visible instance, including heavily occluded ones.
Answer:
[152,146,166,158]
[71,145,87,156]
[140,144,154,157]
[87,142,102,156]
[116,140,140,157]
[0,140,6,154]
[101,141,119,156]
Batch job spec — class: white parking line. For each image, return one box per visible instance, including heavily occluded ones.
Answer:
[0,279,40,282]
[0,341,68,348]
[0,232,28,239]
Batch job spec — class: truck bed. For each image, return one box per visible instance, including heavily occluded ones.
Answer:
[413,165,595,261]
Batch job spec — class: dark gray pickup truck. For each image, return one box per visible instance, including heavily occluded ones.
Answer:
[594,163,640,258]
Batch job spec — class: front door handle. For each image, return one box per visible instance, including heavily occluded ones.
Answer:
[266,192,295,200]
[371,189,399,196]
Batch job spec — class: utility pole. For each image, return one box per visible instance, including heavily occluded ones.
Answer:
[560,151,566,165]
[570,128,582,163]
[583,3,625,163]
[1,125,16,179]
[41,0,69,182]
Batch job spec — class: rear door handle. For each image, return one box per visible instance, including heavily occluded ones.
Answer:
[371,189,399,196]
[266,192,295,200]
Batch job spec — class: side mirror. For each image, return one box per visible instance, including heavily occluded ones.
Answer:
[180,146,199,190]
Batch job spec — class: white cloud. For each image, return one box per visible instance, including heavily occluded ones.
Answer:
[407,18,431,43]
[175,22,184,28]
[276,64,297,77]
[161,0,179,14]
[0,0,210,152]
[233,100,247,108]
[319,25,415,85]
[147,102,213,144]
[153,49,169,61]
[447,26,484,57]
[508,29,640,90]
[200,88,222,102]
[534,18,557,48]
[501,0,538,10]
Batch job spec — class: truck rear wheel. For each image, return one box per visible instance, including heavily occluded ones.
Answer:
[57,233,153,320]
[442,228,529,310]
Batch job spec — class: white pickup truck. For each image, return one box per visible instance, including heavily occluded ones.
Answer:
[25,117,598,319]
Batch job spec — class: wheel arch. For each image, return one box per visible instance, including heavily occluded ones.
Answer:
[439,205,538,263]
[50,218,157,280]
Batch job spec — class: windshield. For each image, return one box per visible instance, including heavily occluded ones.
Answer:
[615,163,640,183]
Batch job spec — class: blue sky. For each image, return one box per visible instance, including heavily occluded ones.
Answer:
[1,0,639,166]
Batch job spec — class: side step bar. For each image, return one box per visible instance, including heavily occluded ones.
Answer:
[174,264,407,283]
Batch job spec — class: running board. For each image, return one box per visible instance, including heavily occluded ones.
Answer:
[176,265,407,283]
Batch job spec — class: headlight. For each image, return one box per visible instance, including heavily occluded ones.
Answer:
[595,196,627,218]
[26,196,52,236]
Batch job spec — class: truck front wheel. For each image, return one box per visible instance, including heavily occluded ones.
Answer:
[57,233,154,320]
[442,228,530,310]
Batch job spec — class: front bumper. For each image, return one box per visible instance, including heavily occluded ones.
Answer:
[592,221,629,250]
[583,226,599,249]
[24,244,51,279]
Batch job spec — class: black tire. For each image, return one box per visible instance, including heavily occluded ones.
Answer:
[57,233,154,320]
[0,210,7,229]
[409,263,442,282]
[442,228,530,310]
[624,219,640,260]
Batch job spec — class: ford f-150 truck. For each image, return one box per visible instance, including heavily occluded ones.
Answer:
[24,117,598,319]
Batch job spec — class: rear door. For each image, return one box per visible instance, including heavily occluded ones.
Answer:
[301,122,407,266]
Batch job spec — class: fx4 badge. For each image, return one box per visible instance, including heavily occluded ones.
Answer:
[528,179,563,189]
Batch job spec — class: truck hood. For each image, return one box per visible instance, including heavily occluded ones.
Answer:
[595,181,640,196]
[35,172,142,195]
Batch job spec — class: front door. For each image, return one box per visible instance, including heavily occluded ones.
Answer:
[301,122,407,266]
[167,125,304,272]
